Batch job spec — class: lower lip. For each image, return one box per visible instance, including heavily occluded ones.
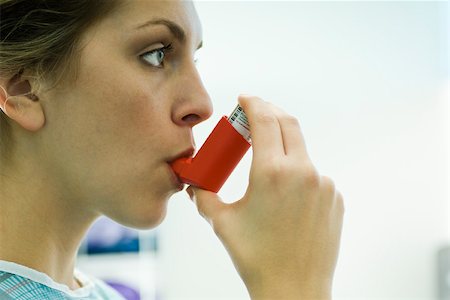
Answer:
[168,164,184,191]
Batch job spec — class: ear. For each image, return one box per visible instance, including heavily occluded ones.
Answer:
[0,74,45,132]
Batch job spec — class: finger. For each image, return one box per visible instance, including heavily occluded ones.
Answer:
[334,190,345,216]
[268,103,311,161]
[238,95,284,161]
[186,186,229,224]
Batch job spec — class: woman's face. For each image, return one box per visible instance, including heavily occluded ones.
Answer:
[39,0,212,228]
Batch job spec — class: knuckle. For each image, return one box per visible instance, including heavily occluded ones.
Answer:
[300,165,320,189]
[320,175,336,195]
[256,159,297,186]
[336,191,345,214]
[283,114,300,126]
[260,159,285,180]
[255,111,277,125]
[302,165,320,186]
[256,160,323,191]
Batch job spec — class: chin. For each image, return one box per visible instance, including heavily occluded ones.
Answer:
[107,196,170,230]
[135,202,170,229]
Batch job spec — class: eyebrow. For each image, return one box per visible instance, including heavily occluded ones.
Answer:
[135,18,203,50]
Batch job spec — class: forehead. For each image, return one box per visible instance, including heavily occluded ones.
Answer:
[110,0,202,42]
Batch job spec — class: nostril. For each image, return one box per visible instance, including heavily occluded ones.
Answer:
[182,114,200,124]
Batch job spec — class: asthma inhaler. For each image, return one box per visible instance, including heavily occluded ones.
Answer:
[171,105,251,193]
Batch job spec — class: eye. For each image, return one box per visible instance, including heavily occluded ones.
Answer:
[141,44,173,67]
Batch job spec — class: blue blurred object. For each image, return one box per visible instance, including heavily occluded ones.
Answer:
[86,217,140,254]
[105,280,140,300]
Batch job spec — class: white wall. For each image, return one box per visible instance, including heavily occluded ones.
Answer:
[158,2,449,300]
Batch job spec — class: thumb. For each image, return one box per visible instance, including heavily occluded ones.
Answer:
[186,186,228,223]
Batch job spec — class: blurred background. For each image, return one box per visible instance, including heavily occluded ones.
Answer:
[77,1,449,300]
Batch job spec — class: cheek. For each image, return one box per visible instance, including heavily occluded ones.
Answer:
[92,77,167,136]
[75,41,170,143]
[45,75,173,213]
[77,71,167,154]
[75,92,169,191]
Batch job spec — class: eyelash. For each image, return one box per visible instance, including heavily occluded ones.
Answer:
[140,43,173,67]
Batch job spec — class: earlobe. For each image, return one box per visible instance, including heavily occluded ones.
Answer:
[2,94,45,132]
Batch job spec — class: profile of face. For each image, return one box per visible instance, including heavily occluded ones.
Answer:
[36,0,212,228]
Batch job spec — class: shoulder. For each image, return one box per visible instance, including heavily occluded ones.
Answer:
[75,270,125,300]
[0,270,65,300]
[0,268,125,300]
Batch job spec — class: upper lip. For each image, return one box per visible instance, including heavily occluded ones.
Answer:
[168,147,195,164]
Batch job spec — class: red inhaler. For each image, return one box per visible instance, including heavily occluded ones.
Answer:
[171,105,251,193]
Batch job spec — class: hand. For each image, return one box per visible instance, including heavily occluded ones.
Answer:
[187,95,344,300]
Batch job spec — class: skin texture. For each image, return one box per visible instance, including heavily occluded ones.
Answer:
[0,0,344,298]
[189,96,344,299]
[0,0,211,290]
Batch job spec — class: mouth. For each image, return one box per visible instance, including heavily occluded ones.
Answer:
[167,147,195,190]
[168,164,185,191]
[168,148,196,164]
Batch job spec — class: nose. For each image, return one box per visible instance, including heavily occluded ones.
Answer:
[172,63,213,128]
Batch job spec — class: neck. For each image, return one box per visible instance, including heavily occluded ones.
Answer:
[0,166,98,290]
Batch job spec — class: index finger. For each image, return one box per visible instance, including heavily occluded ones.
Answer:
[238,95,285,161]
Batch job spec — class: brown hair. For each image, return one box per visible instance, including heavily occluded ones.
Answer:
[0,0,118,156]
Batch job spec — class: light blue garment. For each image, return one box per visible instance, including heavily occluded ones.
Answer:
[0,261,125,300]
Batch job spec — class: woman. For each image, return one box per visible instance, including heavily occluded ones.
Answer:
[0,0,344,299]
